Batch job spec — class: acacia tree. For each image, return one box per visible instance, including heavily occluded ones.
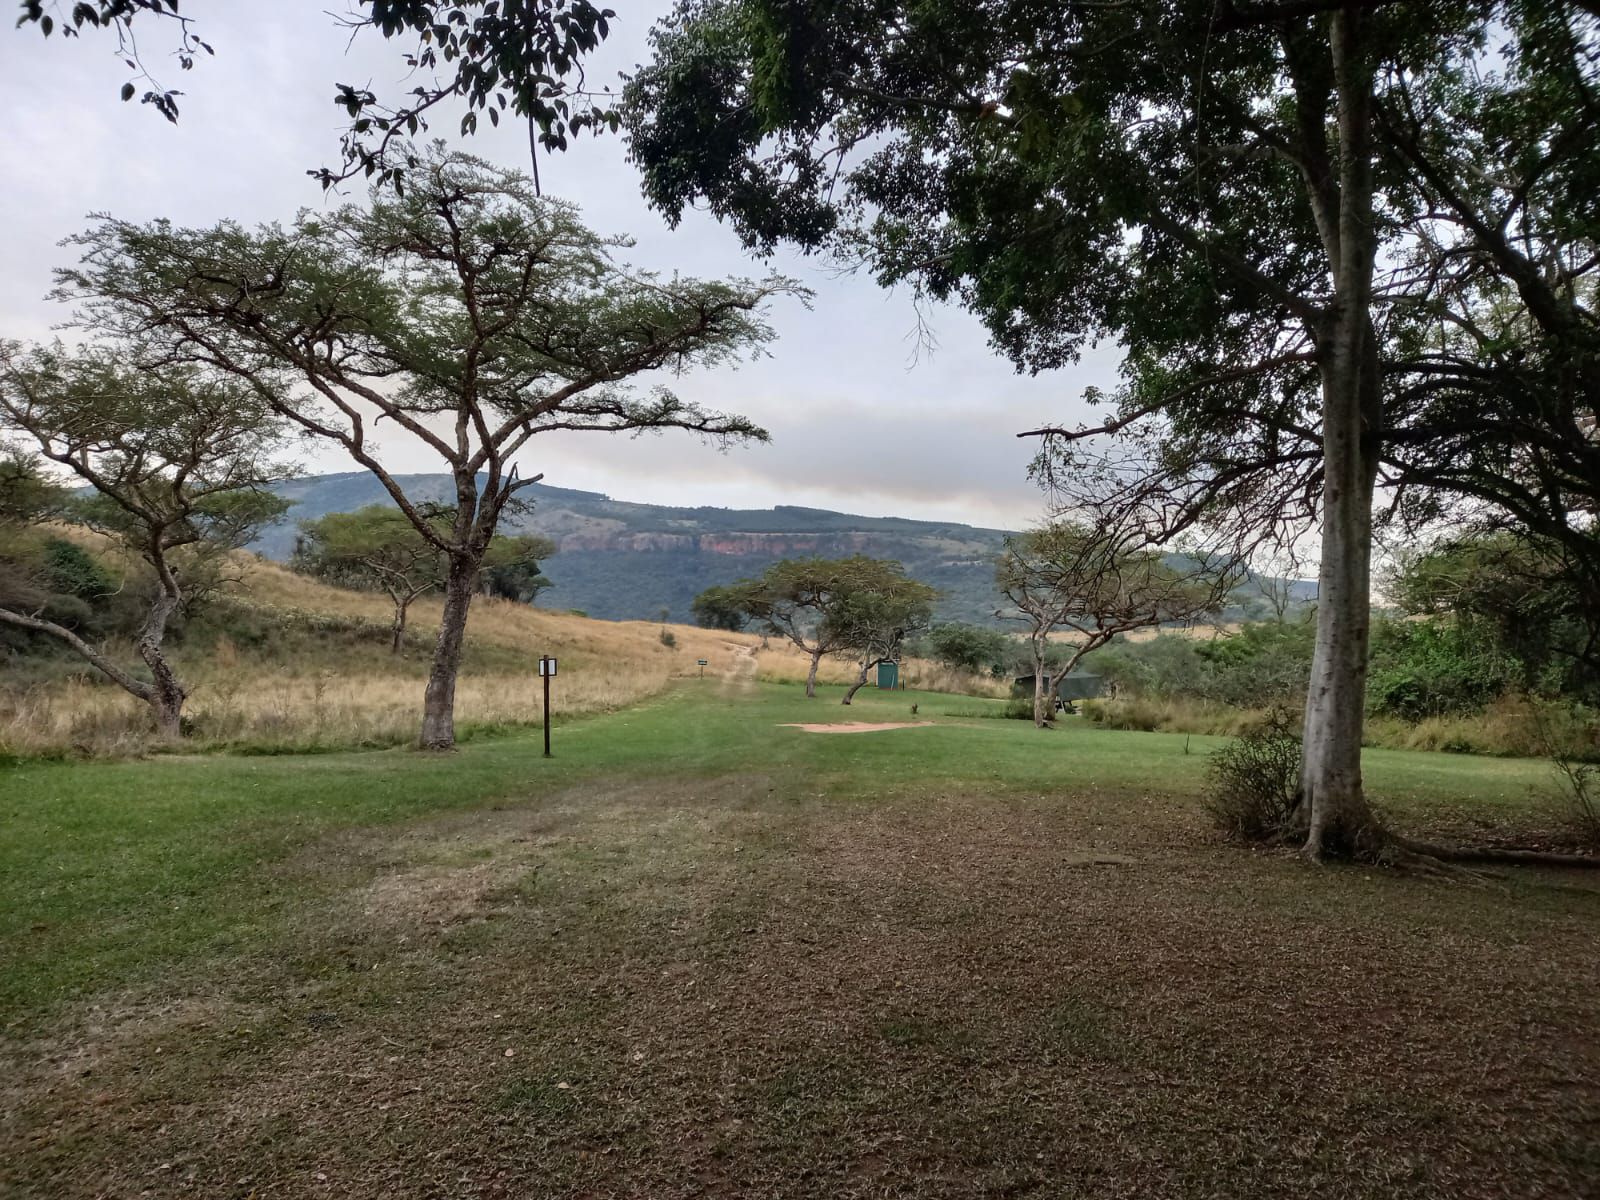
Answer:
[924,623,1014,679]
[479,533,557,604]
[57,147,796,749]
[829,575,936,705]
[295,505,449,654]
[0,342,291,736]
[711,556,930,698]
[624,0,1599,860]
[997,525,1232,729]
[297,507,558,651]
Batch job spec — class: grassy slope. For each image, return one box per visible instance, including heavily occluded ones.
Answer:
[5,554,995,756]
[5,684,1597,1198]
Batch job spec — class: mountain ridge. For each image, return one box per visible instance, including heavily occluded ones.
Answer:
[254,472,1016,624]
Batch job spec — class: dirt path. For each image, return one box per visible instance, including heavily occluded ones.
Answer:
[720,642,759,693]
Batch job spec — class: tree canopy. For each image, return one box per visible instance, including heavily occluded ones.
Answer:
[997,524,1231,727]
[55,145,797,748]
[479,533,558,604]
[922,622,1014,679]
[16,1,621,189]
[624,0,1600,860]
[691,582,753,631]
[705,555,936,698]
[0,341,292,735]
[1386,532,1600,701]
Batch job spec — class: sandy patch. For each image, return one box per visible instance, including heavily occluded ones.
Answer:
[779,721,938,734]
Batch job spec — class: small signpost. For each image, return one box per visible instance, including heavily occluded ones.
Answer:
[697,658,709,677]
[537,655,558,757]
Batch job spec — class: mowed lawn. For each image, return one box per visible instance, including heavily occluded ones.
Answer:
[3,683,1597,1198]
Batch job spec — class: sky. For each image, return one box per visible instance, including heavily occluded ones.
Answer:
[0,2,1124,529]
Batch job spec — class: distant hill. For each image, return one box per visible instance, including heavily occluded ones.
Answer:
[256,473,1016,625]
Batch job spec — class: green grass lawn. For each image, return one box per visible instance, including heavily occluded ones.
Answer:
[3,682,1597,1198]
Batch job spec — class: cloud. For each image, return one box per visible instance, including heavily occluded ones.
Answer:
[520,403,1053,527]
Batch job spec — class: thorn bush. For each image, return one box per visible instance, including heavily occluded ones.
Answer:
[1204,709,1301,842]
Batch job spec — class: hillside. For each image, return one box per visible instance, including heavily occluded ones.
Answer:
[3,549,1000,758]
[258,473,1014,624]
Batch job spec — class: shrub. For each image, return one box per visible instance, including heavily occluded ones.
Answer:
[41,537,117,601]
[1204,710,1301,842]
[1548,757,1600,848]
[1003,694,1048,722]
[1092,622,1314,709]
[659,629,677,649]
[925,623,1013,677]
[1366,618,1521,720]
[1530,706,1600,848]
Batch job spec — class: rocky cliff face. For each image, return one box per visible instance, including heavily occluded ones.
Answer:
[552,530,880,555]
[254,472,1015,624]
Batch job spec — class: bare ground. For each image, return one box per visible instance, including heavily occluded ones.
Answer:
[5,777,1598,1198]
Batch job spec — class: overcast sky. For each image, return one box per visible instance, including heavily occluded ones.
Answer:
[0,2,1123,529]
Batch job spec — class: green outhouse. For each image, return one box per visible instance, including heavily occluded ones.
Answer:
[876,661,900,690]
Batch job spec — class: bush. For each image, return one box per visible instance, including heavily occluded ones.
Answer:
[924,623,1013,677]
[1548,756,1600,847]
[41,537,117,601]
[1366,618,1521,720]
[1092,622,1315,709]
[1204,710,1301,842]
[1003,694,1049,722]
[659,629,677,649]
[1530,707,1600,848]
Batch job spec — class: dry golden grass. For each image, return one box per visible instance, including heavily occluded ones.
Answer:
[1083,620,1244,645]
[1,555,999,757]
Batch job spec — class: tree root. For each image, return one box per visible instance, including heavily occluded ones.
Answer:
[1292,821,1597,878]
[1391,834,1600,870]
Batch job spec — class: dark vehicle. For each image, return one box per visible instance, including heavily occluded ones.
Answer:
[1011,672,1105,714]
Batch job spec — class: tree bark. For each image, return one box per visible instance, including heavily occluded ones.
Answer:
[136,563,188,739]
[0,566,188,738]
[0,607,155,703]
[1299,325,1384,858]
[419,553,480,750]
[390,598,410,655]
[805,649,822,698]
[1032,637,1052,728]
[842,659,876,705]
[1296,9,1385,860]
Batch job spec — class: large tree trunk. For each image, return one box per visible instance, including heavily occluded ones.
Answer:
[805,649,821,698]
[1299,328,1384,858]
[1297,9,1385,860]
[842,659,875,705]
[419,554,480,750]
[1032,637,1051,728]
[135,573,186,739]
[390,598,410,655]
